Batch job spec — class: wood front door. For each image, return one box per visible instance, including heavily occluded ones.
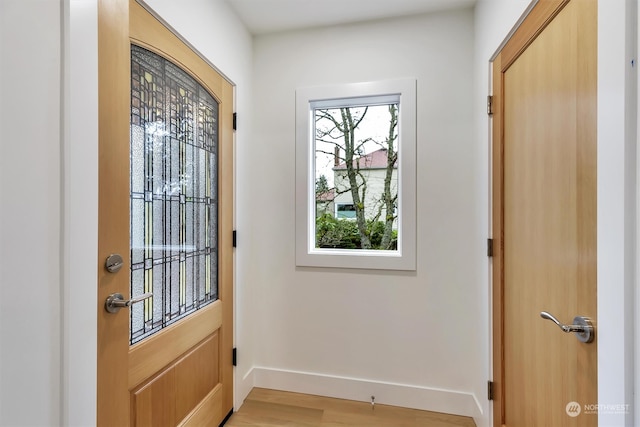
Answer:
[491,1,597,426]
[97,1,234,425]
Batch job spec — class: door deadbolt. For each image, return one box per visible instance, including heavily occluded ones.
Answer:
[105,254,124,273]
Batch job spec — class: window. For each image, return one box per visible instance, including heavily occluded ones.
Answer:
[295,79,416,270]
[130,45,219,344]
[336,203,356,219]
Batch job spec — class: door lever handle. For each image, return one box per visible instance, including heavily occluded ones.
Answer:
[540,311,594,343]
[105,292,153,314]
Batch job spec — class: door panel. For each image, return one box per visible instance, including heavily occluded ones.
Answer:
[491,0,597,426]
[128,301,222,389]
[98,1,234,425]
[131,333,220,425]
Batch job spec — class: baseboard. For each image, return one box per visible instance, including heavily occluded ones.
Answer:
[234,368,255,410]
[250,366,483,420]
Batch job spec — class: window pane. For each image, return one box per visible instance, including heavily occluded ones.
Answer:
[130,45,219,345]
[314,103,399,251]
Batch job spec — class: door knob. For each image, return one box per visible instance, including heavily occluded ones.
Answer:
[105,292,153,314]
[540,311,594,343]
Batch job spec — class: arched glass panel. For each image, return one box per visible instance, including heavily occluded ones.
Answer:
[130,45,219,345]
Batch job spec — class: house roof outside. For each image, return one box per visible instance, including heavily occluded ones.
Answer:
[333,148,397,171]
[316,188,335,202]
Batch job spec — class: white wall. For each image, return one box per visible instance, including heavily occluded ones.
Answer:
[637,2,640,424]
[249,8,485,421]
[64,1,98,425]
[0,0,63,425]
[598,1,637,426]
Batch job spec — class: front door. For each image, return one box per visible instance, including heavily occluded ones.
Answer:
[491,0,597,426]
[97,1,234,425]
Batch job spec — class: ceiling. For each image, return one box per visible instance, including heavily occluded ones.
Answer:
[224,0,476,35]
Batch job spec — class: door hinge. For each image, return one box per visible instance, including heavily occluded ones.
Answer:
[233,112,237,131]
[487,238,494,257]
[233,230,237,248]
[232,348,237,366]
[487,95,493,116]
[488,381,494,400]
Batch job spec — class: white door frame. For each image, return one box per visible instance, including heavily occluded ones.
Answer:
[597,1,636,426]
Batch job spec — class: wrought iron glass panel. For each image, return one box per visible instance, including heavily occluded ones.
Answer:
[130,45,218,345]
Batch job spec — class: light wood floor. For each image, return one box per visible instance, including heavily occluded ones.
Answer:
[225,388,476,426]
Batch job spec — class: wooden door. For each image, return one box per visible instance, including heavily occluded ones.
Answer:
[491,1,597,426]
[97,1,234,425]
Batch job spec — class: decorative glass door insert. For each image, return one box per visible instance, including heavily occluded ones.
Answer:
[130,45,219,344]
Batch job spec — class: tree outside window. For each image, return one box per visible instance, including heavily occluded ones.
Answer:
[314,103,399,250]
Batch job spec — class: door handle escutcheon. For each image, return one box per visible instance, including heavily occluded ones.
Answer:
[540,311,594,343]
[105,292,153,314]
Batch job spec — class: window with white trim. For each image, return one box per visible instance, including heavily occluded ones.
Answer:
[335,203,356,219]
[295,79,416,270]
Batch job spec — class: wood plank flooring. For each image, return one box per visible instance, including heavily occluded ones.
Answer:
[225,388,476,426]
